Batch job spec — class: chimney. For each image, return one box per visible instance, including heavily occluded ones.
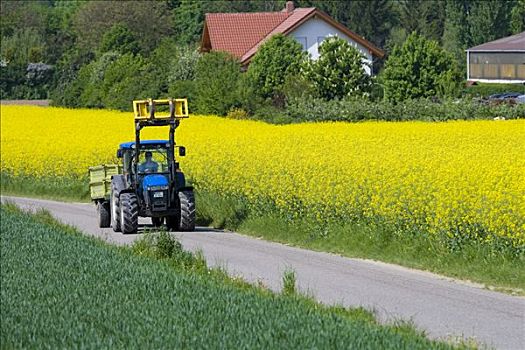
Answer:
[285,1,295,13]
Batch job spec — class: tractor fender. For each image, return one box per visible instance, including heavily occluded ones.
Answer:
[111,175,128,196]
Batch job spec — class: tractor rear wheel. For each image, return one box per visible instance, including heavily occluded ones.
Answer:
[110,185,121,232]
[120,193,139,234]
[151,217,164,227]
[178,190,195,231]
[97,201,110,228]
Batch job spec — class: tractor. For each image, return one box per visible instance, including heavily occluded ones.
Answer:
[88,98,195,233]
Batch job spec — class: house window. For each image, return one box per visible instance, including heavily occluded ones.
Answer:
[295,36,307,50]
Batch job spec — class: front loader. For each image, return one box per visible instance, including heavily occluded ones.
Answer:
[88,98,195,233]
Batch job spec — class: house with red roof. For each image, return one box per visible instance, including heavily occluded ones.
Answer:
[200,1,384,75]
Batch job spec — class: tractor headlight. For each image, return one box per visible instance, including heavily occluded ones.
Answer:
[148,185,169,191]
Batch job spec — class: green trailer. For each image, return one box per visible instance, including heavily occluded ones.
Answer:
[89,164,123,227]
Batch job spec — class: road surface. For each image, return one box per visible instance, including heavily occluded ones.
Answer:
[2,196,524,349]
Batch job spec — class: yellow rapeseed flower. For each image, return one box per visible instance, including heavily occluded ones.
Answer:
[1,105,524,246]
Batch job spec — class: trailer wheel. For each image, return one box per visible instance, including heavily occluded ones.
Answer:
[151,217,164,227]
[97,201,110,228]
[178,190,195,232]
[120,193,139,234]
[110,185,121,232]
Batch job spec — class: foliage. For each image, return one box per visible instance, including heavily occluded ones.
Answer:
[1,206,457,349]
[283,97,525,122]
[467,0,514,47]
[101,54,155,111]
[98,23,140,56]
[194,51,241,115]
[510,0,525,34]
[282,269,297,296]
[73,0,172,54]
[1,0,521,103]
[247,34,307,100]
[303,37,371,100]
[442,0,469,73]
[173,0,205,44]
[382,32,462,102]
[226,108,250,120]
[168,45,200,82]
[2,106,524,252]
[396,0,446,42]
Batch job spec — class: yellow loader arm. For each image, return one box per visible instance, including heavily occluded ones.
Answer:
[133,98,189,121]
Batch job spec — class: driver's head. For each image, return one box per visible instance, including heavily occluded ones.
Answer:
[145,151,152,160]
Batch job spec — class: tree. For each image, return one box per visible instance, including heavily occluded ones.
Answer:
[442,0,469,73]
[303,37,371,100]
[247,34,306,101]
[194,52,241,115]
[510,0,525,34]
[397,0,446,42]
[173,0,204,45]
[467,0,513,46]
[382,32,461,102]
[99,24,140,56]
[73,1,172,54]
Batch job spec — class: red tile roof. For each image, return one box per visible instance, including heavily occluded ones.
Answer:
[240,8,316,63]
[201,7,384,65]
[204,12,290,59]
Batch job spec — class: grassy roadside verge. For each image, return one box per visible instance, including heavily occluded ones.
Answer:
[0,204,465,349]
[2,173,523,293]
[198,189,525,293]
[0,173,90,202]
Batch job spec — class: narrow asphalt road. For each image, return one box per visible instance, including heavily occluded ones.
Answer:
[2,196,524,349]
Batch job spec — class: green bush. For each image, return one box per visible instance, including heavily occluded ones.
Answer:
[102,54,156,110]
[283,97,525,123]
[247,34,306,100]
[382,32,462,102]
[303,37,372,100]
[194,51,241,115]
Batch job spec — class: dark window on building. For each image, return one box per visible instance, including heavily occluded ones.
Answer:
[469,52,525,80]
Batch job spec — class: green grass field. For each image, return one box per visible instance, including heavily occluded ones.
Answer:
[0,204,466,349]
[1,173,523,294]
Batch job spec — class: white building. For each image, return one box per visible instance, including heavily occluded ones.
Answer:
[200,1,384,75]
[466,31,525,84]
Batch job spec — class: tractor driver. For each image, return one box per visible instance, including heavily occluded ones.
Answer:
[139,151,158,173]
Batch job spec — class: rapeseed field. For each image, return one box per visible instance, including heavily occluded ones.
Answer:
[1,105,524,247]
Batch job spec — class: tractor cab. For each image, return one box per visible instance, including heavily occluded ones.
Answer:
[117,139,186,213]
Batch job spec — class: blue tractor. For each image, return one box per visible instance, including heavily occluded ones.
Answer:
[89,99,195,233]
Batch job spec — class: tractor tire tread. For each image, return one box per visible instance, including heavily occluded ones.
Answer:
[120,193,139,234]
[178,190,195,231]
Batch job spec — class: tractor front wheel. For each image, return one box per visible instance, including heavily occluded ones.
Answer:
[97,201,110,228]
[178,190,195,232]
[120,193,139,234]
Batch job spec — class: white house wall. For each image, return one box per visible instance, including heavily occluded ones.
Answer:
[289,17,373,75]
